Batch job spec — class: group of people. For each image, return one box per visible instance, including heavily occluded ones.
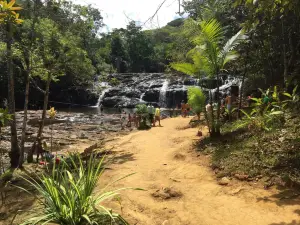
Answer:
[205,93,236,118]
[120,111,138,129]
[120,104,161,130]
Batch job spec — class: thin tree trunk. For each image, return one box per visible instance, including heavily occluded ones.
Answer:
[7,21,20,168]
[19,71,30,166]
[238,72,245,118]
[20,1,37,166]
[37,74,51,143]
[238,49,249,118]
[209,90,215,135]
[27,74,51,163]
[282,19,288,85]
[215,72,221,136]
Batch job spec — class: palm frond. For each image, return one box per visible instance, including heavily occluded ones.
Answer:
[170,62,198,76]
[220,29,247,66]
[193,19,224,46]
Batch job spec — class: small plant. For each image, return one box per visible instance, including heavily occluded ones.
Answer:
[135,104,150,129]
[17,154,138,225]
[135,104,148,115]
[282,85,299,110]
[47,107,56,156]
[187,87,206,120]
[110,78,120,86]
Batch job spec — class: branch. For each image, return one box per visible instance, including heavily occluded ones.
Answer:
[142,0,168,26]
[30,77,46,94]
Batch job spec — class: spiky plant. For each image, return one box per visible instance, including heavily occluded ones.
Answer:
[17,154,139,225]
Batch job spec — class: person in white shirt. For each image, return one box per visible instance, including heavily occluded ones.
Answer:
[206,103,212,112]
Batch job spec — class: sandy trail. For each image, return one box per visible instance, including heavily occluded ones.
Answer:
[101,117,300,225]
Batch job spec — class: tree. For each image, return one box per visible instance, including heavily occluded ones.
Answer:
[171,19,246,136]
[17,0,38,166]
[110,32,128,73]
[26,18,95,163]
[125,21,154,72]
[0,0,23,168]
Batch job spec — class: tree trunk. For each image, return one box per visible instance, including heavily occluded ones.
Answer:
[238,72,245,119]
[282,19,288,85]
[7,22,20,168]
[215,72,221,136]
[238,49,249,118]
[20,1,37,166]
[27,74,51,163]
[37,74,51,142]
[19,71,30,166]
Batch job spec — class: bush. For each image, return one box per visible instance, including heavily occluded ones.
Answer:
[135,104,150,130]
[18,154,136,225]
[187,87,206,119]
[135,104,148,115]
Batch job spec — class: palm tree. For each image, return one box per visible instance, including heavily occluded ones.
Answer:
[171,19,246,136]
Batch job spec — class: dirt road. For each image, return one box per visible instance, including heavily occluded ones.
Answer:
[101,117,300,225]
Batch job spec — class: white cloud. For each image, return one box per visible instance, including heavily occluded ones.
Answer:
[72,0,186,32]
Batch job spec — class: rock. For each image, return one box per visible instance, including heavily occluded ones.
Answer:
[70,135,77,139]
[80,133,87,139]
[28,118,68,127]
[173,153,186,161]
[151,187,182,200]
[218,177,230,185]
[234,174,249,181]
[278,137,285,142]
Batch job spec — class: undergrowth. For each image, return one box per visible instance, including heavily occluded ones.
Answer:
[196,112,300,187]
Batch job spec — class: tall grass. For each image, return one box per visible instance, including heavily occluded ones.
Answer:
[18,154,137,225]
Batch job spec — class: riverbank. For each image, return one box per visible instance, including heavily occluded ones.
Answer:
[0,109,132,170]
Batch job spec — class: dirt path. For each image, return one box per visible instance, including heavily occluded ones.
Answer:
[101,117,300,225]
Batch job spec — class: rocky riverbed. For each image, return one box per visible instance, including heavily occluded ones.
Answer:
[0,109,132,170]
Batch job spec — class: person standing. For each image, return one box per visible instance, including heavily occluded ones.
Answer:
[148,104,155,126]
[154,106,161,127]
[120,111,126,130]
[186,103,190,117]
[181,100,186,117]
[225,93,232,112]
[127,113,132,127]
[133,112,138,128]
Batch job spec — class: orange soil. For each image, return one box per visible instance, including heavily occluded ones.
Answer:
[101,117,300,225]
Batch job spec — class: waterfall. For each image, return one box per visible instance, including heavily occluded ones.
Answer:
[92,81,111,108]
[159,80,169,108]
[140,81,154,102]
[93,88,111,108]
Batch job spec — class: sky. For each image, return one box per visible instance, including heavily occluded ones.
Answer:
[73,0,188,32]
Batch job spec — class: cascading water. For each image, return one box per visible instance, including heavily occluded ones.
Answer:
[93,88,111,108]
[159,80,169,107]
[89,73,242,108]
[92,82,111,108]
[140,81,154,102]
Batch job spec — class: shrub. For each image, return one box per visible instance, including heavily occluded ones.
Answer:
[18,154,137,225]
[187,87,206,119]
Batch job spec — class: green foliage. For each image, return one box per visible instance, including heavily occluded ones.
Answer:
[237,86,294,131]
[18,154,136,225]
[109,78,120,87]
[135,104,148,115]
[171,19,246,79]
[187,87,206,115]
[0,108,12,127]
